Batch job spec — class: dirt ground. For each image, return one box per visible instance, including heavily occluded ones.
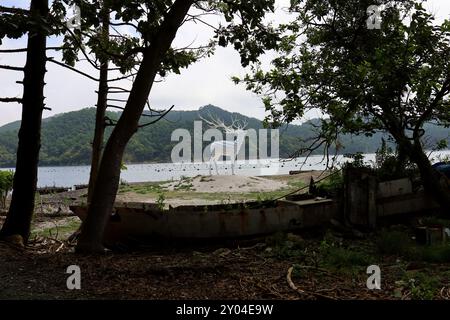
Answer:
[1,230,450,300]
[1,172,450,300]
[162,175,288,193]
[115,171,324,207]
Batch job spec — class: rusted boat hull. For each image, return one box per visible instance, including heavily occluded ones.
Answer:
[70,199,337,243]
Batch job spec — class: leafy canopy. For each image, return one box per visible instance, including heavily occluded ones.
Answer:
[236,0,450,154]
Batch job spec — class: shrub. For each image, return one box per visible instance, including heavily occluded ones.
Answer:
[377,229,450,263]
[374,138,417,182]
[315,170,344,197]
[321,245,371,269]
[377,229,413,256]
[0,170,14,209]
[401,272,440,300]
[319,233,371,269]
[156,192,166,211]
[413,245,450,263]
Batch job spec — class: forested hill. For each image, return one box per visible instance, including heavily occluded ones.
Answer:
[0,105,449,167]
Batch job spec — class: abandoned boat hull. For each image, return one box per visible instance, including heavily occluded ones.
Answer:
[70,199,337,243]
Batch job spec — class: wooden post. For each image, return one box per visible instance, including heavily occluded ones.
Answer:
[344,167,377,229]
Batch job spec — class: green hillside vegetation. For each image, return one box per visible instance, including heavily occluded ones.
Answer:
[0,105,448,167]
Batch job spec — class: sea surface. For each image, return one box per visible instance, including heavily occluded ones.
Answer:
[1,151,450,188]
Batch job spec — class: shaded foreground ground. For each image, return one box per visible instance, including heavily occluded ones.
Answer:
[1,172,450,300]
[1,228,450,300]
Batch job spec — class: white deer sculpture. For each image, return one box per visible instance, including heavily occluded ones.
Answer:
[201,114,248,175]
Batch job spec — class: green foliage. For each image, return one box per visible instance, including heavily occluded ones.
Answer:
[435,139,448,151]
[417,246,450,263]
[374,138,417,181]
[256,192,274,203]
[318,234,371,269]
[0,170,14,209]
[31,218,81,240]
[377,229,414,256]
[156,192,166,211]
[344,152,367,169]
[315,170,344,197]
[320,246,371,269]
[377,228,450,263]
[397,271,441,300]
[173,177,194,191]
[238,0,450,168]
[120,182,165,195]
[265,232,305,259]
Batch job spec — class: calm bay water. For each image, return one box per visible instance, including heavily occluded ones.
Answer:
[1,151,450,188]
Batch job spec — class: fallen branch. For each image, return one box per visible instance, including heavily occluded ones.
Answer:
[286,266,339,300]
[287,266,306,294]
[55,242,65,252]
[440,287,450,300]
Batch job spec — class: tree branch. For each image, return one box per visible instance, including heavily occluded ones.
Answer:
[47,58,99,81]
[138,105,175,128]
[0,97,22,103]
[108,86,130,92]
[0,65,24,71]
[414,76,450,141]
[107,98,128,103]
[0,47,67,53]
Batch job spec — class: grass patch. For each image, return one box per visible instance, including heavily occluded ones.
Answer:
[315,170,344,197]
[377,229,450,263]
[118,181,168,194]
[411,245,450,263]
[31,218,81,240]
[377,229,413,255]
[265,232,306,259]
[116,178,307,202]
[317,232,373,272]
[396,270,442,300]
[287,180,307,190]
[320,245,372,269]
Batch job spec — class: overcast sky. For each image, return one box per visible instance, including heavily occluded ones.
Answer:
[1,0,449,126]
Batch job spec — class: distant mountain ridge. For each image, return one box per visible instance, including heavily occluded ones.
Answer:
[0,105,448,167]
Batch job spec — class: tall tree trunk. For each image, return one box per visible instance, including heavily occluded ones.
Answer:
[407,142,450,210]
[0,0,48,244]
[76,0,194,253]
[87,6,110,203]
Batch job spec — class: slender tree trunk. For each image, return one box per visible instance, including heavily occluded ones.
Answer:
[87,7,110,203]
[0,0,48,244]
[76,0,194,253]
[407,142,450,210]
